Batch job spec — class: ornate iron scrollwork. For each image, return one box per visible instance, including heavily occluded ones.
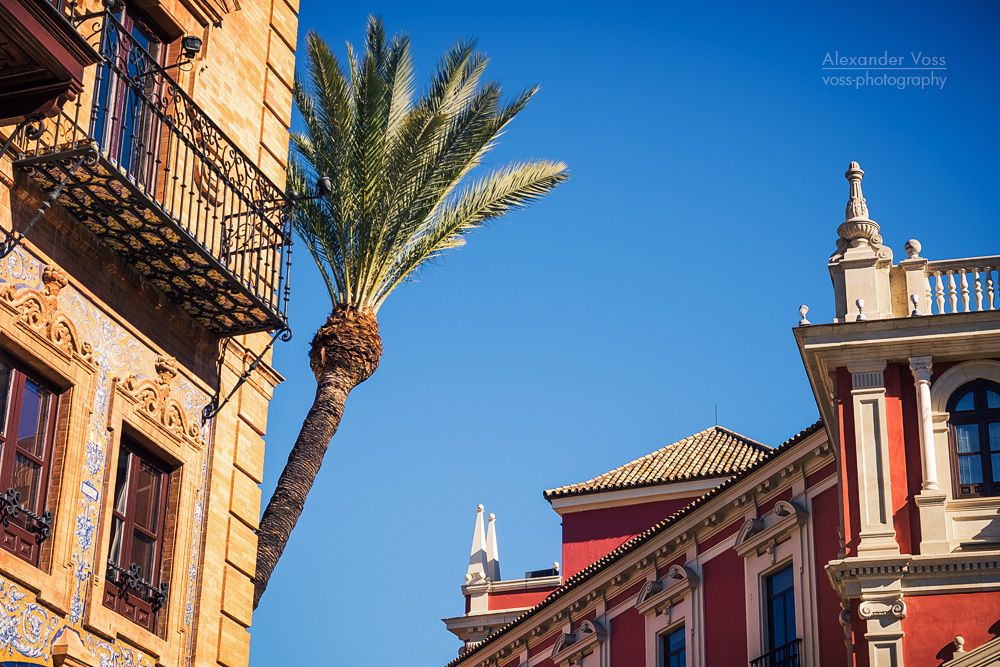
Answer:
[0,488,55,542]
[106,560,169,611]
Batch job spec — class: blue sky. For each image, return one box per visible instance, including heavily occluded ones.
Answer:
[248,2,1000,664]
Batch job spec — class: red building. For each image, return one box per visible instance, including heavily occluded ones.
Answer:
[442,162,1000,667]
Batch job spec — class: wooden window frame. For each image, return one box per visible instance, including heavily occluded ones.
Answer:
[660,624,686,667]
[948,379,1000,498]
[102,437,171,632]
[0,352,60,566]
[764,564,796,653]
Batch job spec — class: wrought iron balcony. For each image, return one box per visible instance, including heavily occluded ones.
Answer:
[14,11,291,336]
[750,638,801,667]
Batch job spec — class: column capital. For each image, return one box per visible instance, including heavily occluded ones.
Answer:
[909,356,933,383]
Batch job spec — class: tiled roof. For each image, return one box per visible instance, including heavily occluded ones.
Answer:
[543,426,772,501]
[445,420,824,667]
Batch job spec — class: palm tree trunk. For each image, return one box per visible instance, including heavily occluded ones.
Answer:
[253,307,381,609]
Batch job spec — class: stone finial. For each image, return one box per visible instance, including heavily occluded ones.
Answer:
[486,512,500,582]
[910,294,923,317]
[798,305,810,326]
[845,162,869,221]
[856,298,867,321]
[553,561,560,573]
[905,239,922,259]
[466,505,488,585]
[953,636,966,654]
[833,161,890,262]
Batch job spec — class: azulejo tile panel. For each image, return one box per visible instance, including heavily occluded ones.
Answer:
[0,247,212,666]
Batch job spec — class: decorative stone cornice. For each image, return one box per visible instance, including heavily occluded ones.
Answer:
[550,620,606,666]
[635,565,700,617]
[735,501,809,558]
[119,355,201,443]
[0,266,95,367]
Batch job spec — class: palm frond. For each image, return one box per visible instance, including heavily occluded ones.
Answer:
[289,17,568,312]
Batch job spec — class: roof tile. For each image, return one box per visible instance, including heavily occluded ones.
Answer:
[543,426,772,501]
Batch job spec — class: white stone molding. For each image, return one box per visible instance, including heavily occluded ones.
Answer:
[549,620,606,666]
[743,538,814,667]
[635,565,701,617]
[735,501,809,559]
[944,636,1000,667]
[909,355,950,554]
[848,362,900,555]
[930,360,1000,412]
[908,356,939,492]
[928,360,1000,550]
[857,597,906,620]
[643,569,697,667]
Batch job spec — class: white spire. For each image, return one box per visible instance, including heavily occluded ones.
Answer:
[465,504,487,584]
[486,512,501,582]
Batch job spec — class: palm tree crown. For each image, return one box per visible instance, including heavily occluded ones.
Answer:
[288,18,568,312]
[253,16,566,609]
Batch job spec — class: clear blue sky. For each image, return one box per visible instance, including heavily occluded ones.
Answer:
[248,2,1000,664]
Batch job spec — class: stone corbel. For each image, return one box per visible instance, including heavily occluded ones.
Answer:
[635,565,700,617]
[0,266,96,369]
[734,501,809,558]
[117,355,202,444]
[550,620,606,666]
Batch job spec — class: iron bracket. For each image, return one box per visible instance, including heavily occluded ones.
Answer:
[201,326,292,424]
[0,487,55,542]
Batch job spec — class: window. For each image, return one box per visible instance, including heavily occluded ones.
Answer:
[948,379,1000,498]
[95,2,169,192]
[0,355,58,565]
[103,438,170,631]
[660,626,685,667]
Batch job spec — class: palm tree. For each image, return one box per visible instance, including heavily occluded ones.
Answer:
[253,17,568,608]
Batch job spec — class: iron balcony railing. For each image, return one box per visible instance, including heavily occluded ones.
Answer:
[15,11,291,336]
[750,638,802,667]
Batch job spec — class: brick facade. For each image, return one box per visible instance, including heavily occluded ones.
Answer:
[0,0,297,663]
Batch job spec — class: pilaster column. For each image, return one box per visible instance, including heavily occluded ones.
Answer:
[908,357,938,492]
[849,361,899,555]
[909,356,950,554]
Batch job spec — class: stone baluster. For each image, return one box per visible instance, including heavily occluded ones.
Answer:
[925,277,933,314]
[934,273,945,314]
[960,270,970,312]
[993,266,999,309]
[973,269,984,311]
[947,272,958,312]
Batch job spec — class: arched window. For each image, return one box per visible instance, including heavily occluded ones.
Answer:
[948,379,1000,498]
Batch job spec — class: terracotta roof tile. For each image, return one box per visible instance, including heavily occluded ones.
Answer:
[543,426,772,501]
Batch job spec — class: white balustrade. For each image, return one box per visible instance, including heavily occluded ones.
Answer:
[924,257,1000,314]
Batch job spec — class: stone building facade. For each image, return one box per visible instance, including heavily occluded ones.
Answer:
[443,163,1000,667]
[0,0,297,663]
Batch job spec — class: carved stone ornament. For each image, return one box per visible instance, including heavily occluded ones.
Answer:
[120,355,201,442]
[635,565,701,617]
[857,597,906,620]
[0,265,94,365]
[550,620,607,666]
[831,162,891,262]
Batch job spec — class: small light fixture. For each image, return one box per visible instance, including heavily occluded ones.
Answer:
[181,35,203,59]
[315,176,332,197]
